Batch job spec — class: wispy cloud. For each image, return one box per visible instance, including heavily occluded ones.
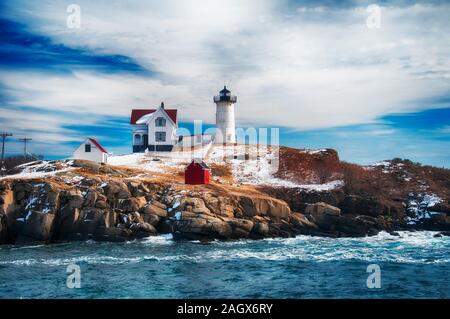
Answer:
[0,0,449,165]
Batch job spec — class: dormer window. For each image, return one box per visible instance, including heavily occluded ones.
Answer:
[155,117,166,127]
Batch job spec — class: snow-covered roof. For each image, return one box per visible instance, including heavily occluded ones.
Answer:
[130,108,177,125]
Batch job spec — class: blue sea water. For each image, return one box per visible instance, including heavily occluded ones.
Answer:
[0,231,449,298]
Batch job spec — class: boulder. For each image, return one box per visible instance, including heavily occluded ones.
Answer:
[0,213,10,243]
[144,214,160,226]
[77,208,106,235]
[68,195,84,209]
[102,226,132,239]
[128,211,144,224]
[144,203,167,217]
[54,206,80,239]
[436,231,450,237]
[151,200,167,210]
[252,222,269,237]
[239,195,291,220]
[227,218,254,233]
[341,195,385,217]
[95,201,108,209]
[118,197,147,212]
[19,211,55,242]
[192,206,212,215]
[0,189,15,217]
[290,212,319,232]
[227,218,254,238]
[305,202,341,217]
[433,202,450,215]
[83,189,98,207]
[130,222,157,238]
[210,221,232,239]
[104,181,131,200]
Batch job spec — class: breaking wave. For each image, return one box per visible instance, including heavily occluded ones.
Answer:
[1,231,448,266]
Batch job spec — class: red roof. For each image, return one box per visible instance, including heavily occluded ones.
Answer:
[88,138,108,153]
[130,109,177,125]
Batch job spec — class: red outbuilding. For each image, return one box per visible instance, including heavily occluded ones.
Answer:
[185,159,211,185]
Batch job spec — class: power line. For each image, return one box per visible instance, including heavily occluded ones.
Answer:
[18,137,32,158]
[1,132,13,175]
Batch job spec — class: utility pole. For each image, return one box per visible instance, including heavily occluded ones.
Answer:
[1,132,13,176]
[19,137,32,158]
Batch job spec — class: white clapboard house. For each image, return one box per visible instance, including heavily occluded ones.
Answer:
[129,86,237,153]
[72,138,108,163]
[130,102,178,152]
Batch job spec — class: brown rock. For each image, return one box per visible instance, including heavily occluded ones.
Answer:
[252,222,269,236]
[227,218,254,233]
[104,181,131,200]
[0,189,15,217]
[118,197,147,212]
[55,206,80,239]
[0,213,10,243]
[83,189,98,207]
[130,222,157,238]
[129,211,144,224]
[151,200,167,210]
[305,202,341,217]
[144,203,167,217]
[95,201,107,209]
[239,195,291,220]
[20,211,55,242]
[210,221,232,238]
[193,206,212,215]
[144,214,160,226]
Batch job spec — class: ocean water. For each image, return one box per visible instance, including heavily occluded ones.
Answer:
[0,231,449,298]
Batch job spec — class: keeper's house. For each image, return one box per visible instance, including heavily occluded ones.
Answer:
[130,102,178,152]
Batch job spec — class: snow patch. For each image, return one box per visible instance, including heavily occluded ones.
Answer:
[407,194,442,224]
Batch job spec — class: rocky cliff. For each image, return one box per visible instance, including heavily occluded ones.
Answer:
[0,175,315,244]
[1,147,449,245]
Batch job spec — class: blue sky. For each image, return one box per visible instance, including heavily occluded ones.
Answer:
[0,0,449,167]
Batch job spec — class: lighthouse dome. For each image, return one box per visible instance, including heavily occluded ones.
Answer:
[214,86,237,103]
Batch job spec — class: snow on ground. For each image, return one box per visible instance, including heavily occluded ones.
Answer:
[208,144,343,191]
[1,160,74,180]
[303,149,328,155]
[108,145,211,174]
[368,160,406,173]
[109,144,344,190]
[3,143,343,191]
[406,194,442,224]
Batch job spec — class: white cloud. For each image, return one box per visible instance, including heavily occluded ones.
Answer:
[2,0,450,131]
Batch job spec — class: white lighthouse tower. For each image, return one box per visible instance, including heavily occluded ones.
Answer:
[213,86,237,144]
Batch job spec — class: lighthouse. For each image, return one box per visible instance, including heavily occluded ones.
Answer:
[213,86,237,144]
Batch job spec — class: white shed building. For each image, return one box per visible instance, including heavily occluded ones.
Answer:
[72,138,108,163]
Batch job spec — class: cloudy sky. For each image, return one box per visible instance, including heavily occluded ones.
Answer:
[0,0,449,166]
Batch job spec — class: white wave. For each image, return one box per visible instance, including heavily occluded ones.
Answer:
[139,233,174,245]
[1,231,448,266]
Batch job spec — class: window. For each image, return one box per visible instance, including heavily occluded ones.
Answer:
[134,134,142,145]
[85,144,91,152]
[155,117,166,127]
[155,132,166,142]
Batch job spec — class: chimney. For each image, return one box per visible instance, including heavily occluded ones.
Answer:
[160,101,165,109]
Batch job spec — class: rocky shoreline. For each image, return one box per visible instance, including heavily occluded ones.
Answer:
[1,173,449,245]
